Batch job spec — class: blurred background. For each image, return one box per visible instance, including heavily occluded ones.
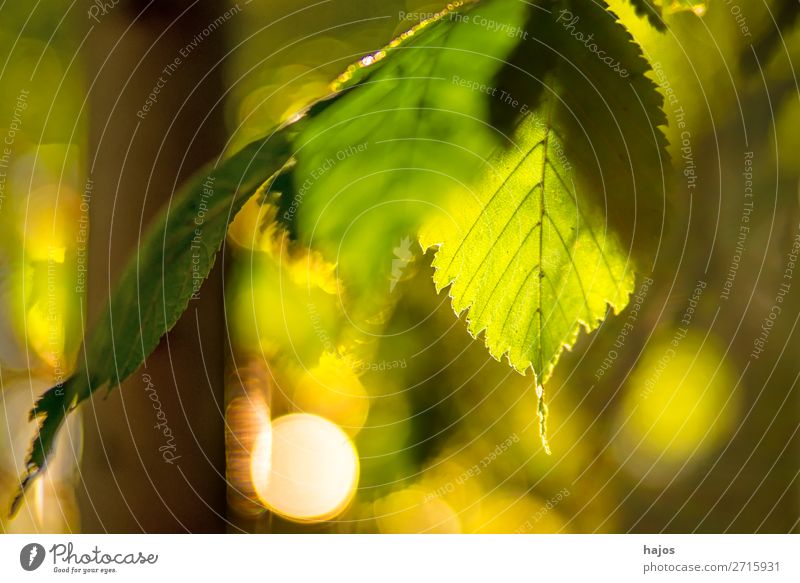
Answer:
[0,0,798,533]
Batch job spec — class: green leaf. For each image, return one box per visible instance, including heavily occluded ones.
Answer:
[280,0,529,300]
[421,112,635,380]
[626,0,666,30]
[275,0,668,442]
[11,131,297,514]
[494,0,670,259]
[421,0,668,450]
[423,0,668,384]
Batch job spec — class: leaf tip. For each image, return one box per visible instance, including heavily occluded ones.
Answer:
[536,383,552,456]
[8,463,42,518]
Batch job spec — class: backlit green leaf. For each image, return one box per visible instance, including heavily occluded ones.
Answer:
[421,112,635,380]
[281,0,529,300]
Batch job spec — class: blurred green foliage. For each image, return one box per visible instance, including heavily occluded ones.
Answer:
[0,0,86,532]
[1,0,797,534]
[225,0,799,533]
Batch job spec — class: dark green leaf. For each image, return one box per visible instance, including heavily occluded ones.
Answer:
[627,0,666,30]
[279,0,529,301]
[11,130,296,514]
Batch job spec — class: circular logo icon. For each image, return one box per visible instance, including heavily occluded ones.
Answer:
[20,543,46,571]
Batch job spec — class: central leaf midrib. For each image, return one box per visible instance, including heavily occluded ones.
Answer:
[537,104,551,377]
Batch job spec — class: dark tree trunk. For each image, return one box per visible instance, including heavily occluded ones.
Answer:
[80,0,229,532]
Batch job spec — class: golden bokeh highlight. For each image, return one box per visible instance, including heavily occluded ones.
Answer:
[465,492,567,534]
[293,353,369,436]
[614,331,739,481]
[251,413,359,522]
[374,487,461,534]
[225,360,272,519]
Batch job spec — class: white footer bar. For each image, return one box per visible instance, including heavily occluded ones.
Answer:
[1,534,796,582]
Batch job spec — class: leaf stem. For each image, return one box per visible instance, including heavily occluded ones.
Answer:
[535,383,552,455]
